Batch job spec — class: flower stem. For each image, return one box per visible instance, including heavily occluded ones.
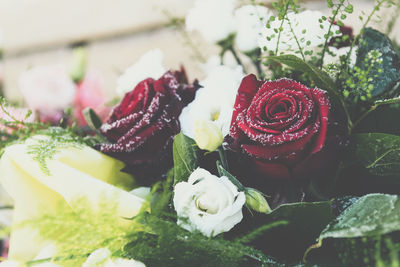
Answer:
[319,2,344,69]
[218,147,229,171]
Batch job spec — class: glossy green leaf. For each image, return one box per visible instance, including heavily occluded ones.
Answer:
[356,28,400,97]
[172,132,199,185]
[348,133,400,177]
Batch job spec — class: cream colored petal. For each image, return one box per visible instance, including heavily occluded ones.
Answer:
[0,138,145,262]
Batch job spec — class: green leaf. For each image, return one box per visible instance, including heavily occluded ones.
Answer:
[234,201,333,262]
[267,55,337,96]
[353,106,400,135]
[348,133,400,177]
[172,132,199,185]
[321,194,400,239]
[306,194,400,266]
[356,28,400,97]
[216,161,245,191]
[82,108,102,130]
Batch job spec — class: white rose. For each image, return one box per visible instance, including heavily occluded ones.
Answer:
[179,58,244,139]
[84,248,145,267]
[258,10,340,55]
[18,65,76,117]
[186,0,236,43]
[173,168,245,237]
[116,49,165,97]
[234,5,272,52]
[0,136,144,261]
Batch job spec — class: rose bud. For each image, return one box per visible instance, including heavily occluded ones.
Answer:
[226,74,346,181]
[98,68,200,183]
[194,119,223,152]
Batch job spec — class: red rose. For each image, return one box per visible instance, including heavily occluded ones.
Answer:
[227,74,345,180]
[98,68,199,182]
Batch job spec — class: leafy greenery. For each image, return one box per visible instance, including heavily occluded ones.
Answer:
[172,133,199,185]
[26,127,87,175]
[306,194,400,266]
[347,133,400,178]
[354,28,400,98]
[0,97,48,156]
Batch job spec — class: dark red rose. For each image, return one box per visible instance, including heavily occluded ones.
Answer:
[227,74,346,180]
[98,68,199,182]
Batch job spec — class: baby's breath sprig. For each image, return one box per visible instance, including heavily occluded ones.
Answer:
[343,49,383,104]
[344,0,394,70]
[319,0,353,68]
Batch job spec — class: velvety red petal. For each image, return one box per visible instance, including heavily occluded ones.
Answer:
[310,88,330,154]
[230,74,263,139]
[253,160,291,180]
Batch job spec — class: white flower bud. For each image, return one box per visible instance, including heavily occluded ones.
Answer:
[194,119,223,151]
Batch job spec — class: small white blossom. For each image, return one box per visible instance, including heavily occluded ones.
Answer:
[179,57,244,139]
[18,65,76,117]
[186,0,237,43]
[234,5,272,52]
[173,168,245,237]
[258,10,340,55]
[116,49,165,97]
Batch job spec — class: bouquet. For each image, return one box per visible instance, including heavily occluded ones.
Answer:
[1,0,400,266]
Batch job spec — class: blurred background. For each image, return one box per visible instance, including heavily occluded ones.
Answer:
[0,0,398,102]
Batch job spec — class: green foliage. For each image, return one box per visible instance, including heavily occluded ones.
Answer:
[0,97,48,156]
[82,107,103,130]
[307,194,400,266]
[353,28,400,98]
[26,127,86,175]
[23,197,141,266]
[347,133,400,178]
[23,182,286,267]
[123,213,283,267]
[172,132,199,185]
[233,201,334,262]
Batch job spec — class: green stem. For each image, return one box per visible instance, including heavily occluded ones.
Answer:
[286,15,306,61]
[319,3,344,69]
[275,3,290,55]
[218,147,229,171]
[344,0,386,70]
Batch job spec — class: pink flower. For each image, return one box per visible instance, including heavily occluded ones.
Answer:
[18,65,76,124]
[74,70,110,125]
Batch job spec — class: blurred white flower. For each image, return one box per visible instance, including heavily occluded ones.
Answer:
[234,5,272,52]
[116,49,165,97]
[179,57,244,138]
[18,65,76,121]
[323,46,357,67]
[258,10,340,55]
[173,168,245,237]
[84,248,145,267]
[0,261,22,267]
[186,0,236,43]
